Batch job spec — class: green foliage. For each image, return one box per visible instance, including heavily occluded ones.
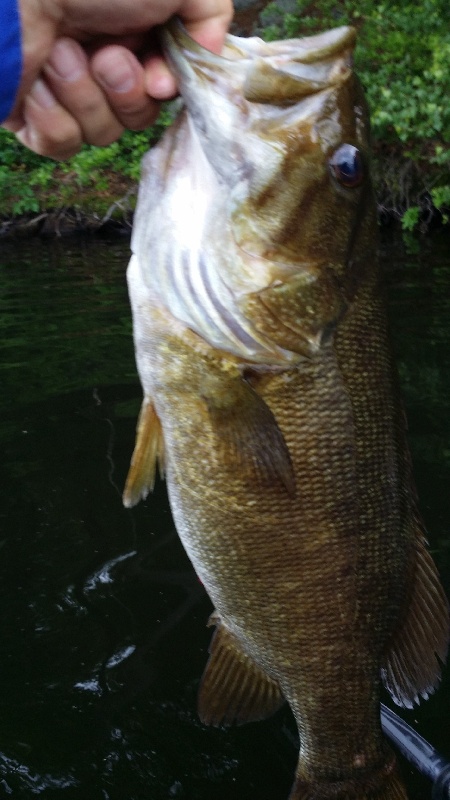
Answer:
[401,207,420,232]
[261,0,449,144]
[0,147,56,215]
[0,5,448,228]
[0,104,176,219]
[260,0,450,229]
[431,185,450,223]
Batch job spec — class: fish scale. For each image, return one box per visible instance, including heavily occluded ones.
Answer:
[124,19,449,800]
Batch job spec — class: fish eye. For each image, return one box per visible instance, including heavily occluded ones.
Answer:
[329,144,363,188]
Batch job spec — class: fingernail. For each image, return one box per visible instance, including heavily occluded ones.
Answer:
[48,39,86,82]
[29,79,57,110]
[96,54,136,93]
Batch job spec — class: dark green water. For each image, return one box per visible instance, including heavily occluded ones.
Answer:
[0,232,449,799]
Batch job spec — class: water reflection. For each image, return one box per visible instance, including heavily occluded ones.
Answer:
[0,233,449,798]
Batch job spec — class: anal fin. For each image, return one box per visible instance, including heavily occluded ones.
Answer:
[198,613,285,727]
[381,525,449,708]
[123,399,165,508]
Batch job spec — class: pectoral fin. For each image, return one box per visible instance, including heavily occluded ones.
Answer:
[201,372,296,494]
[199,613,285,726]
[381,527,449,708]
[123,400,165,508]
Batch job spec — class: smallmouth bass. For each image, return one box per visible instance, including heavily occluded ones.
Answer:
[124,19,449,800]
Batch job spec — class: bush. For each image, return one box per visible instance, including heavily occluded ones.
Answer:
[0,105,176,219]
[259,0,450,229]
[0,4,448,230]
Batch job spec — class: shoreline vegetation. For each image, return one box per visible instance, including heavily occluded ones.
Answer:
[0,0,448,239]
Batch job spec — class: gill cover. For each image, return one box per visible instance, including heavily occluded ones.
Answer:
[130,21,365,364]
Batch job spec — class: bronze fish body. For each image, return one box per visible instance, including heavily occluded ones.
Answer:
[124,20,449,800]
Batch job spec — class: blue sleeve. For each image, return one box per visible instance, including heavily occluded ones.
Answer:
[0,0,22,122]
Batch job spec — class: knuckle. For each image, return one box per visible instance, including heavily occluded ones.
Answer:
[84,124,124,147]
[29,119,82,159]
[125,113,158,132]
[116,102,159,131]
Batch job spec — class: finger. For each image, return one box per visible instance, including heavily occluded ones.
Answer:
[141,2,234,100]
[44,38,124,146]
[143,54,178,102]
[15,79,83,160]
[1,113,25,134]
[180,0,233,52]
[90,45,162,130]
[57,0,233,41]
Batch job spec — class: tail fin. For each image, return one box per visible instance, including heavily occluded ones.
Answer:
[289,760,407,800]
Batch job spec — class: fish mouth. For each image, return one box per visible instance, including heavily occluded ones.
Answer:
[161,17,356,105]
[147,20,359,366]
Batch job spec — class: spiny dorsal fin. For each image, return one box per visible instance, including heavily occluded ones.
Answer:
[381,527,449,708]
[123,400,165,508]
[198,613,285,727]
[201,373,296,495]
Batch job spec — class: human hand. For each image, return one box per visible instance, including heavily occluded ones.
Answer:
[2,0,233,159]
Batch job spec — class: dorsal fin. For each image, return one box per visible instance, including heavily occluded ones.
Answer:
[381,525,449,708]
[198,614,285,727]
[123,400,165,508]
